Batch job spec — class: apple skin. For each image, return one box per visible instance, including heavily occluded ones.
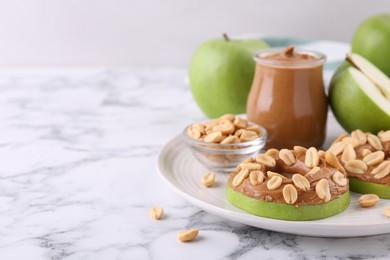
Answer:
[189,38,269,118]
[352,14,390,77]
[329,66,390,133]
[226,185,350,221]
[349,177,390,199]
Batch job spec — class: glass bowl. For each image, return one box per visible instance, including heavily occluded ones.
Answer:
[182,122,268,173]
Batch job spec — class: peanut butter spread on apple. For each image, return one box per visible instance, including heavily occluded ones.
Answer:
[227,148,349,206]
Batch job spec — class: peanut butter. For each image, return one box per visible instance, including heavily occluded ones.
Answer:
[227,152,349,206]
[247,46,327,149]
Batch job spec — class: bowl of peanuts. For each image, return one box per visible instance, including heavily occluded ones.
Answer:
[183,114,267,173]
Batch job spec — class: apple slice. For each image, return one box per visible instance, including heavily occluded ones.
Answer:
[226,185,350,221]
[349,177,390,199]
[346,53,390,101]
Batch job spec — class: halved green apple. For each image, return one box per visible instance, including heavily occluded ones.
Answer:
[349,177,390,199]
[226,185,350,221]
[329,53,390,133]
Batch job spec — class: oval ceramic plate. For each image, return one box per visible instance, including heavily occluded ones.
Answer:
[157,135,390,237]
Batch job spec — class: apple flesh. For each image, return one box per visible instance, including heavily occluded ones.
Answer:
[189,35,269,118]
[226,185,350,221]
[349,177,390,199]
[352,14,390,78]
[329,54,390,133]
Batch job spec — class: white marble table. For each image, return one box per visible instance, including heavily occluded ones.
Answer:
[1,67,390,260]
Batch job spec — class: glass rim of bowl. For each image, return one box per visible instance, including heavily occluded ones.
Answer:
[182,123,268,151]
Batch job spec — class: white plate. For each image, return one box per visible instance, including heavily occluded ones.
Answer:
[157,135,390,237]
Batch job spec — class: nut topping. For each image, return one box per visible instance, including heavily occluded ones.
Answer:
[341,143,356,163]
[292,174,310,191]
[328,142,345,156]
[279,149,296,166]
[361,149,372,157]
[282,184,298,204]
[267,176,283,190]
[315,179,331,202]
[204,131,223,143]
[378,130,390,143]
[256,154,276,167]
[342,137,360,148]
[239,162,262,171]
[232,168,249,187]
[266,148,279,157]
[344,160,367,174]
[178,228,199,242]
[367,134,383,150]
[332,171,347,187]
[363,151,385,166]
[201,172,215,187]
[325,151,346,174]
[150,207,164,220]
[267,171,287,180]
[305,147,319,168]
[293,146,307,155]
[249,171,265,185]
[358,194,379,207]
[351,129,367,145]
[372,160,390,179]
[305,166,321,177]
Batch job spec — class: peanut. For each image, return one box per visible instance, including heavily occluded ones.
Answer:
[221,135,240,144]
[325,151,346,174]
[246,125,262,135]
[363,151,384,166]
[266,148,279,157]
[293,145,307,155]
[378,130,390,143]
[187,126,201,140]
[150,207,164,220]
[358,194,379,207]
[292,174,310,191]
[328,141,345,156]
[249,171,265,185]
[279,149,296,166]
[204,131,223,143]
[372,160,390,179]
[256,154,276,168]
[178,228,199,242]
[219,113,235,122]
[201,172,215,187]
[266,176,283,190]
[305,147,319,168]
[305,166,321,177]
[267,171,287,180]
[367,134,383,150]
[282,184,298,204]
[341,143,356,163]
[239,130,259,142]
[351,129,367,145]
[315,179,331,202]
[233,117,248,129]
[342,137,360,148]
[232,168,249,187]
[345,160,367,175]
[239,162,262,171]
[361,149,372,157]
[332,171,347,187]
[212,121,235,135]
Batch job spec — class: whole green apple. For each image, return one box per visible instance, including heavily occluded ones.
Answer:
[329,54,390,133]
[352,14,390,77]
[189,35,269,118]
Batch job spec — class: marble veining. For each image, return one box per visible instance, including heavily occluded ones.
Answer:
[0,67,389,260]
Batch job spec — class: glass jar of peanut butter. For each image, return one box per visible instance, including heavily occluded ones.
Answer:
[247,46,327,149]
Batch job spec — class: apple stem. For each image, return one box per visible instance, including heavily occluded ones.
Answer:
[223,33,230,41]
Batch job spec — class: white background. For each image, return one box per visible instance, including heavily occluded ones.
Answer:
[0,0,389,66]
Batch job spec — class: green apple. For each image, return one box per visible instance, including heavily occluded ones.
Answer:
[189,34,269,118]
[352,14,390,77]
[226,184,350,221]
[349,177,390,199]
[329,53,390,133]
